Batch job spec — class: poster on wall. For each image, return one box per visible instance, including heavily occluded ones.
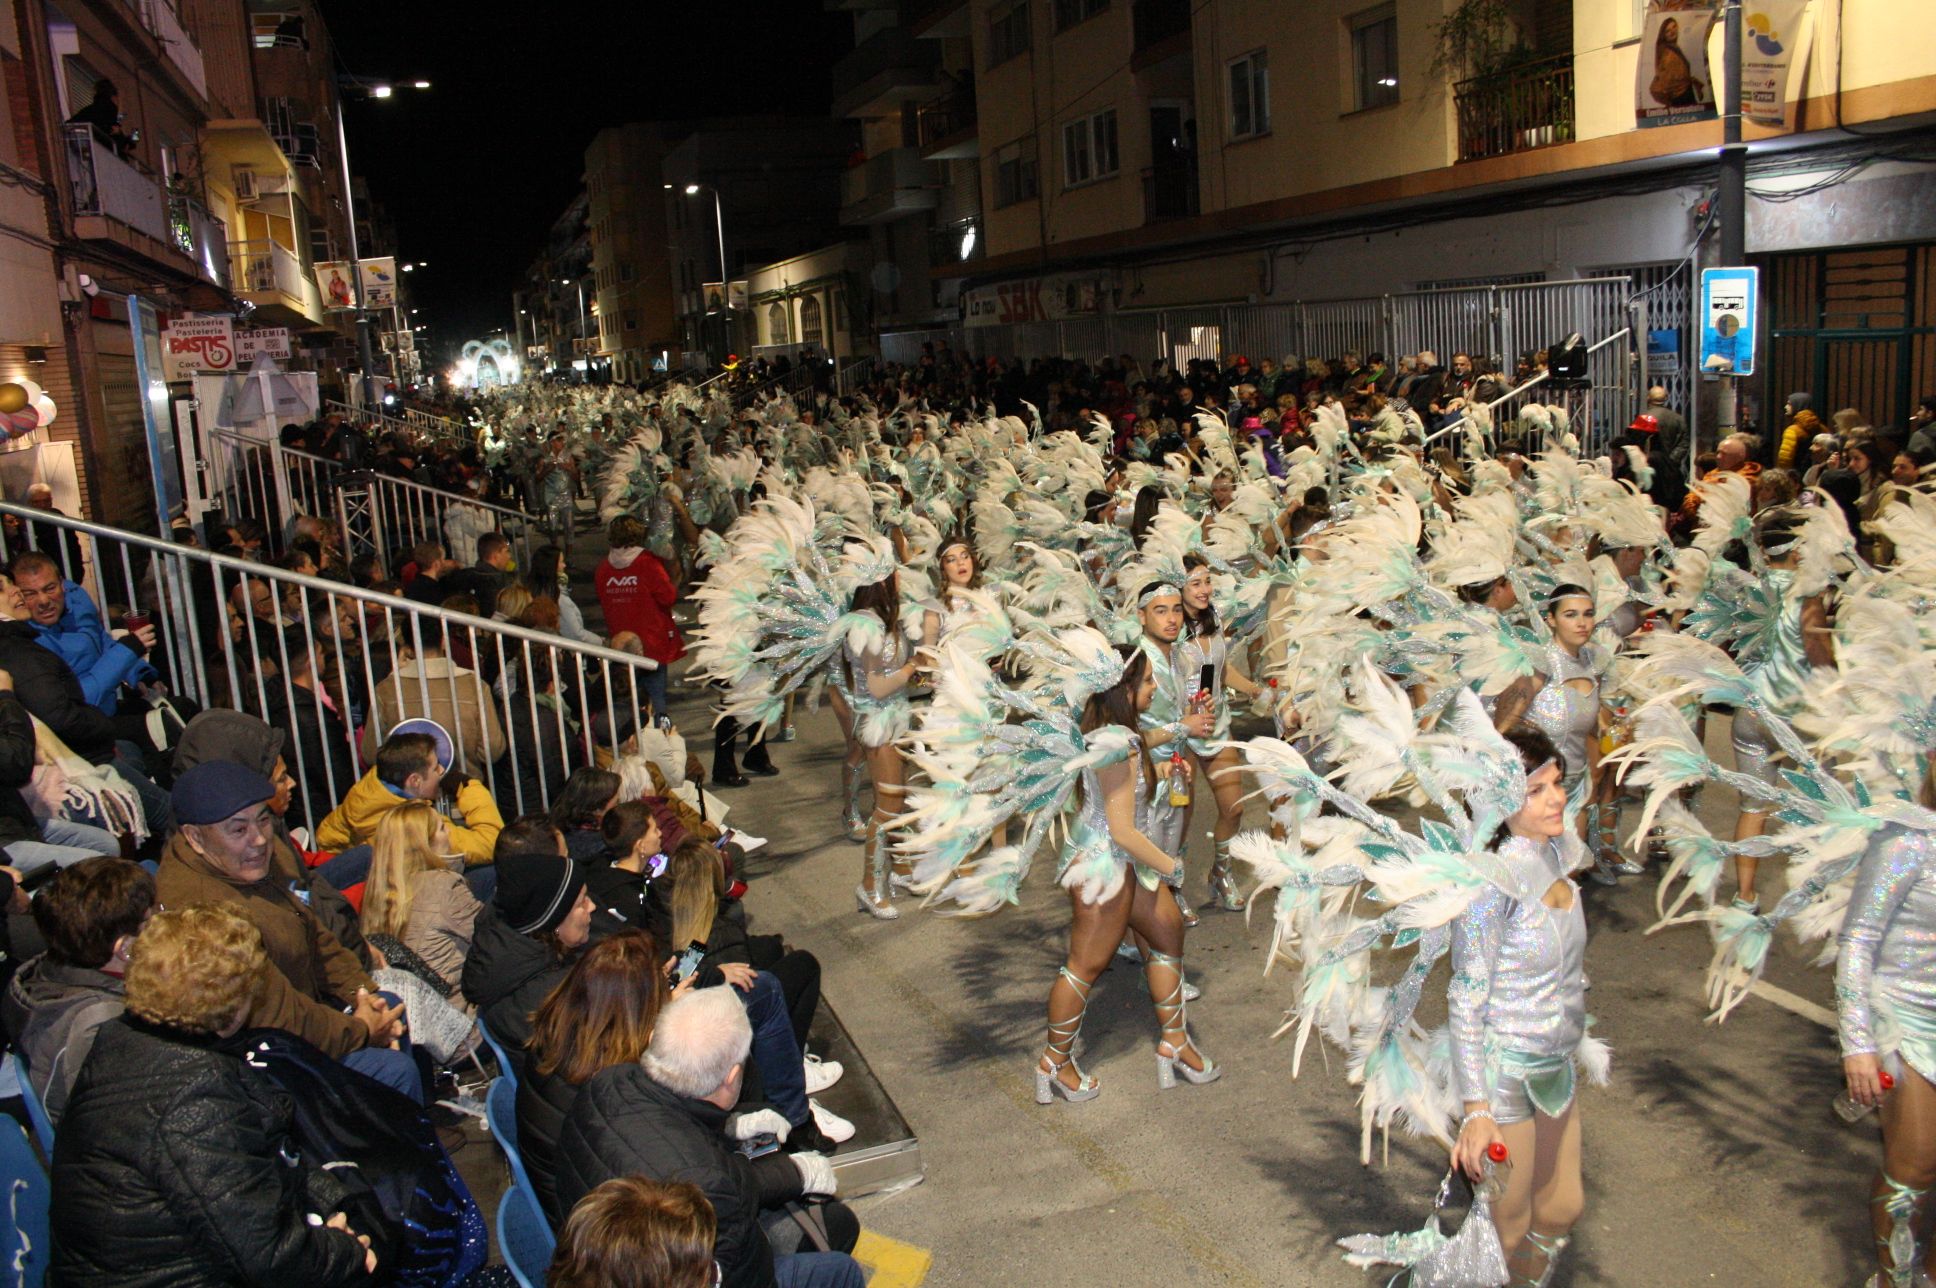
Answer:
[1741,0,1812,126]
[316,260,356,310]
[1635,1,1719,129]
[357,258,398,310]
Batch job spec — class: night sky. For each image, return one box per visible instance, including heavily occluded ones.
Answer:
[323,2,854,368]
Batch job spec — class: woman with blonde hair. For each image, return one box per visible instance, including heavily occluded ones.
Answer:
[663,838,823,1048]
[361,799,483,1009]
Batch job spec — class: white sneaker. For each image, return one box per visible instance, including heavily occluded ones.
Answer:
[803,1053,843,1095]
[808,1098,855,1144]
[732,831,769,855]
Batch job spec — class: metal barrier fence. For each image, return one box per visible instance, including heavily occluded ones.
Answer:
[877,277,1642,442]
[207,429,542,573]
[0,500,658,822]
[325,398,472,451]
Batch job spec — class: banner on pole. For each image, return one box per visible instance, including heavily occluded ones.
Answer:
[316,261,355,311]
[1635,1,1719,129]
[357,258,398,310]
[1741,0,1812,127]
[1699,267,1758,378]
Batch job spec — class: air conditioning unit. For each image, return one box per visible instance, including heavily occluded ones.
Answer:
[232,166,259,201]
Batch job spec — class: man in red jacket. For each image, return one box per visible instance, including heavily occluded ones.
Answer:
[595,515,679,723]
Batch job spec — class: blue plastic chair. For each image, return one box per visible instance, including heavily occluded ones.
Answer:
[0,1120,49,1288]
[496,1182,554,1288]
[475,1016,519,1090]
[484,1077,539,1205]
[8,1055,52,1159]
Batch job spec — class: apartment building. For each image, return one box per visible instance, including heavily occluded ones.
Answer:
[515,192,600,381]
[584,123,678,384]
[899,0,1936,434]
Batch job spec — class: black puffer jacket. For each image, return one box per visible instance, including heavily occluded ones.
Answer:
[0,619,116,765]
[554,1064,804,1288]
[459,906,569,1050]
[49,1015,370,1287]
[513,1055,581,1226]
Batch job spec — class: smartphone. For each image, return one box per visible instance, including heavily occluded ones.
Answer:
[670,943,705,987]
[1195,663,1216,707]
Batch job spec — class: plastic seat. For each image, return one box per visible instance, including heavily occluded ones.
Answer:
[496,1182,554,1288]
[8,1055,53,1159]
[474,1015,519,1090]
[0,1119,49,1288]
[484,1077,539,1203]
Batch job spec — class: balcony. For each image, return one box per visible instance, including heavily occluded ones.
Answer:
[831,27,942,119]
[168,195,229,288]
[139,0,208,100]
[1454,53,1575,163]
[901,0,968,37]
[231,238,324,325]
[1142,161,1198,224]
[839,147,938,226]
[916,90,977,159]
[1132,0,1191,59]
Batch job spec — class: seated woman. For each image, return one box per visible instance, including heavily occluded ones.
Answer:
[361,800,484,1010]
[548,1177,718,1288]
[50,904,378,1285]
[549,767,622,864]
[518,929,667,1225]
[663,839,822,1051]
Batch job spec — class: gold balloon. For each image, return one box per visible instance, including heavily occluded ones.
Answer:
[0,384,26,415]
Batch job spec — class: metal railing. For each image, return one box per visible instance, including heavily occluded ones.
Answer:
[207,429,542,573]
[0,500,658,822]
[1142,161,1199,223]
[1454,54,1575,163]
[324,398,471,451]
[140,0,207,98]
[836,357,876,397]
[63,125,169,245]
[231,237,306,299]
[915,90,976,150]
[733,362,822,410]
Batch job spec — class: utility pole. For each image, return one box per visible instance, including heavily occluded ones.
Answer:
[1714,0,1746,436]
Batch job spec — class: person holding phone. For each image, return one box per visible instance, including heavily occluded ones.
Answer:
[1175,553,1282,913]
[1131,581,1215,926]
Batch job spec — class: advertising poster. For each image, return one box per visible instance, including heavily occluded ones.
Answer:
[1635,1,1719,129]
[1741,1,1812,126]
[316,260,355,310]
[357,257,398,310]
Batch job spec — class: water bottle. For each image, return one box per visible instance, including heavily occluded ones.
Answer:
[1168,750,1190,807]
[1833,1068,1895,1122]
[1834,1070,1895,1123]
[1475,1142,1512,1203]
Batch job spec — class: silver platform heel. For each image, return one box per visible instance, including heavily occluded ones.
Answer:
[1035,968,1102,1104]
[1145,950,1220,1089]
[1206,838,1243,911]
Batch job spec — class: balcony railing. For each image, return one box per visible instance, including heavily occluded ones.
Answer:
[64,124,170,245]
[916,90,976,150]
[1142,161,1198,223]
[839,147,937,223]
[139,0,207,99]
[1132,0,1191,51]
[1454,53,1574,163]
[168,194,228,287]
[831,27,941,115]
[231,238,307,300]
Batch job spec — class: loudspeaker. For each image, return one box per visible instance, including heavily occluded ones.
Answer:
[1547,332,1588,385]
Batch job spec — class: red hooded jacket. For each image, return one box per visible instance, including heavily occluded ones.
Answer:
[594,546,685,664]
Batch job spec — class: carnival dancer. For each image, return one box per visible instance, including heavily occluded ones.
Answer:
[1134,581,1216,925]
[1176,553,1272,911]
[844,560,919,920]
[1519,584,1623,884]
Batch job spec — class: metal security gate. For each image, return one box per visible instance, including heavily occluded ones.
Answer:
[1758,243,1936,435]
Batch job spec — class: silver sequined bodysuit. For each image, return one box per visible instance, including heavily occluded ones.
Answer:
[1448,833,1591,1121]
[843,628,914,748]
[1837,825,1936,1082]
[1058,731,1149,896]
[1175,627,1231,758]
[1525,643,1609,791]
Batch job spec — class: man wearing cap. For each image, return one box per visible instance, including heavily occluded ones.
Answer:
[1612,412,1687,513]
[319,722,504,874]
[158,760,419,1101]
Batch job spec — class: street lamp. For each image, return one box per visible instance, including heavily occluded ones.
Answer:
[683,181,729,289]
[335,74,431,407]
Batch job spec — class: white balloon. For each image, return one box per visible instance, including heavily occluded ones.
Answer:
[14,381,42,404]
[31,396,55,428]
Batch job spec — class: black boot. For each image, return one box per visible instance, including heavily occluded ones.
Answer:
[713,717,749,788]
[742,732,778,777]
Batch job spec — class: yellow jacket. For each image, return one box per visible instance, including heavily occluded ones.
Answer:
[316,768,505,867]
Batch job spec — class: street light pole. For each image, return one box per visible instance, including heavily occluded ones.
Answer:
[1715,0,1746,436]
[334,110,379,409]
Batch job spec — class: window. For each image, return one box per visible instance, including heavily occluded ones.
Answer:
[1053,0,1107,33]
[800,294,823,347]
[1351,5,1399,111]
[768,301,789,344]
[988,0,1031,68]
[1061,109,1118,187]
[1228,50,1270,139]
[993,136,1039,208]
[624,311,638,332]
[620,262,635,283]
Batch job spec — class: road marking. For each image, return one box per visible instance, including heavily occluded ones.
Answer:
[1747,980,1836,1029]
[851,1231,932,1287]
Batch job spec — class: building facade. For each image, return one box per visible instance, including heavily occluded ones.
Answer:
[584,123,677,384]
[874,0,1936,441]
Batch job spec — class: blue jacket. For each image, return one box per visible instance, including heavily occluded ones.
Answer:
[32,580,155,713]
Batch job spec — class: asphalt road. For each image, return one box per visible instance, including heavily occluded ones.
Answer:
[705,685,1878,1288]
